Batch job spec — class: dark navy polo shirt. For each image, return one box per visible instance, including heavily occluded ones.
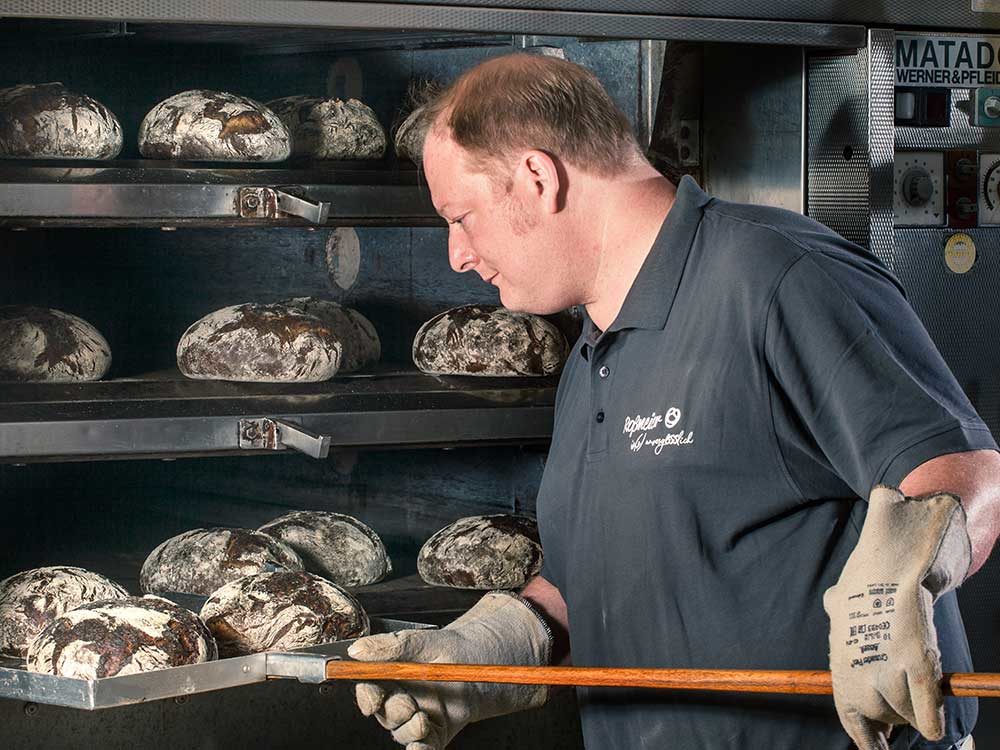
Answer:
[536,176,997,750]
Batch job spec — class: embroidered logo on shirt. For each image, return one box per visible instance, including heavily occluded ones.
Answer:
[622,407,695,455]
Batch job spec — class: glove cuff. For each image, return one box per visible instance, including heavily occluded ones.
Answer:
[448,591,553,713]
[910,490,972,596]
[867,485,972,598]
[490,590,555,666]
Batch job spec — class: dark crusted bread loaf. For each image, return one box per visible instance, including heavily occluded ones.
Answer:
[267,96,386,160]
[418,515,543,590]
[26,595,217,679]
[0,83,123,159]
[0,567,128,658]
[140,528,303,597]
[200,571,369,657]
[176,303,343,383]
[258,510,391,587]
[279,297,380,373]
[138,89,289,162]
[0,306,111,382]
[413,305,568,377]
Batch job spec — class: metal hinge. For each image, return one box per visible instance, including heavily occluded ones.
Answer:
[238,187,331,224]
[238,418,331,459]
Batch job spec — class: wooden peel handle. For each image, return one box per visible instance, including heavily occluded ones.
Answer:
[324,662,1000,698]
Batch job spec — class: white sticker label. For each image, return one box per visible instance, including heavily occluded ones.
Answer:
[973,0,1000,13]
[896,33,1000,87]
[945,233,977,274]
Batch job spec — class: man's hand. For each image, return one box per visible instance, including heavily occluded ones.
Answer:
[348,591,552,750]
[823,486,972,750]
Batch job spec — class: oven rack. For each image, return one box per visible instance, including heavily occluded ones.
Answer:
[0,160,440,228]
[0,368,557,461]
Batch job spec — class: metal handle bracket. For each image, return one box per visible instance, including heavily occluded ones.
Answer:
[238,418,331,459]
[238,187,331,224]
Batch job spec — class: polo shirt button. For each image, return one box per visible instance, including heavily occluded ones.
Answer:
[595,411,605,423]
[599,366,610,378]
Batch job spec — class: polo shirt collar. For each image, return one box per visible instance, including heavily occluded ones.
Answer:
[582,176,711,344]
[611,175,712,332]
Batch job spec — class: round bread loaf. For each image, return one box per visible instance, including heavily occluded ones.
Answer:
[176,303,342,382]
[258,511,391,587]
[0,83,123,159]
[393,106,427,164]
[267,96,386,160]
[412,305,568,377]
[26,595,217,679]
[200,571,369,657]
[0,306,111,382]
[279,297,380,373]
[418,515,543,590]
[0,567,128,658]
[140,528,304,597]
[138,89,290,162]
[392,79,441,165]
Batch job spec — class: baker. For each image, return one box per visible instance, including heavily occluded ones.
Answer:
[348,54,1000,750]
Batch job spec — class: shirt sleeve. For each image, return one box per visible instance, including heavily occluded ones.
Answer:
[764,250,996,499]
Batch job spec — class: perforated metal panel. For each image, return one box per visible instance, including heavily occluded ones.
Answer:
[893,230,1000,434]
[867,29,897,271]
[895,229,1000,743]
[806,49,870,248]
[0,0,865,46]
[332,0,1000,30]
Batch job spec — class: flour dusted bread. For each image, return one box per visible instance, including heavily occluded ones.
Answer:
[177,303,343,382]
[201,571,369,657]
[26,595,216,679]
[413,305,568,377]
[139,89,289,162]
[279,297,380,373]
[0,83,123,159]
[267,96,386,160]
[258,511,391,587]
[140,528,303,597]
[418,515,543,590]
[0,306,111,382]
[0,567,128,658]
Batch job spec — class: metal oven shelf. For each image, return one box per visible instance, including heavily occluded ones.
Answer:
[0,368,557,461]
[0,161,441,228]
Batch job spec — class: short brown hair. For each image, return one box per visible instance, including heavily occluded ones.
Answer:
[424,54,641,177]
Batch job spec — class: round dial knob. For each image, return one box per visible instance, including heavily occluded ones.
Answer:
[901,167,934,208]
[985,95,1000,120]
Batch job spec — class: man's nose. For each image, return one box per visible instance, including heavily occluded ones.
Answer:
[448,230,478,273]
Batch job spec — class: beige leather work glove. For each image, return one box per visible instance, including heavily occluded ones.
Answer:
[348,591,552,750]
[823,485,972,750]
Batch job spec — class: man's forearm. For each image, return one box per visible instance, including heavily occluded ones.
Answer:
[521,575,571,664]
[899,448,1000,576]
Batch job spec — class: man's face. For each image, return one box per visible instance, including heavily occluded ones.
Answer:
[423,130,567,314]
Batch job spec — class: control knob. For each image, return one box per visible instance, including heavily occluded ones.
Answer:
[900,167,934,208]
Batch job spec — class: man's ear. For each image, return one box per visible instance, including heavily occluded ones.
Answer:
[513,150,562,214]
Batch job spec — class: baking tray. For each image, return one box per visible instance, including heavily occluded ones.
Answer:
[0,616,433,710]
